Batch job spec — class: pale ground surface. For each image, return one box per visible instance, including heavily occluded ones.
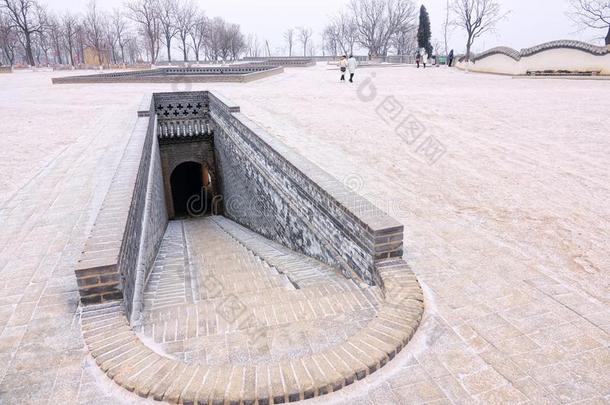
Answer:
[0,64,609,404]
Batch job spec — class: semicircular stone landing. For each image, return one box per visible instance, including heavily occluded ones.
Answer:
[80,216,424,404]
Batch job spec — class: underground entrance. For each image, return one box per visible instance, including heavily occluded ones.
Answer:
[169,161,213,217]
[74,91,423,405]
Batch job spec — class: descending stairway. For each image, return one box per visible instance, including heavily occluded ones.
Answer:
[80,215,424,404]
[138,216,383,366]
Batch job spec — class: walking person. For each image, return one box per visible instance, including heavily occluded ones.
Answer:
[416,53,421,68]
[422,51,428,69]
[448,49,454,67]
[339,55,347,82]
[347,54,357,83]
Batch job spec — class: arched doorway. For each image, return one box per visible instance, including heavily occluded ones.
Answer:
[170,162,213,217]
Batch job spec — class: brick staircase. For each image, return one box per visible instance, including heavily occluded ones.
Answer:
[138,217,382,364]
[80,216,424,404]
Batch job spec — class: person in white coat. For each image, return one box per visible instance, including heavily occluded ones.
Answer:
[347,55,358,83]
[422,51,429,68]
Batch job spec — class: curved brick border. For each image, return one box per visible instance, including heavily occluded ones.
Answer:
[472,40,609,63]
[81,259,423,404]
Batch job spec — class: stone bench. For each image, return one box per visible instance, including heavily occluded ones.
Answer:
[81,258,423,404]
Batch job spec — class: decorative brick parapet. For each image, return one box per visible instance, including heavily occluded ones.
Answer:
[51,65,284,84]
[472,40,610,63]
[242,57,316,67]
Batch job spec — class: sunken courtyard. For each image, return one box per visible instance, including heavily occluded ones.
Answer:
[0,64,608,404]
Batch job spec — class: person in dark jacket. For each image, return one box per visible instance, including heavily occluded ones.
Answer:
[448,49,454,67]
[339,55,347,81]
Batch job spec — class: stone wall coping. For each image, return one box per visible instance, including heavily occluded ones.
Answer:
[138,94,153,117]
[74,116,151,305]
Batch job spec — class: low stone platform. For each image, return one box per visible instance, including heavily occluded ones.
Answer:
[52,65,284,85]
[81,216,424,404]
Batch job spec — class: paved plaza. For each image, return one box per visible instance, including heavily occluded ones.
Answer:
[0,65,609,404]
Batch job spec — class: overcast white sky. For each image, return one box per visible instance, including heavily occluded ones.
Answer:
[43,0,603,55]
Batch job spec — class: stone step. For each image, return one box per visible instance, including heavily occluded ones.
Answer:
[82,213,425,405]
[211,215,358,290]
[140,287,381,344]
[84,282,422,404]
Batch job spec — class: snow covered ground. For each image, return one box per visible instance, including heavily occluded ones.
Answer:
[0,64,608,403]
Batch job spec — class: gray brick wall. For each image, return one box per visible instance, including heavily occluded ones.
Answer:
[75,108,168,317]
[208,93,403,286]
[138,135,169,287]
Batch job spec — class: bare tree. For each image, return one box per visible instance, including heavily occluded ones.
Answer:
[111,9,128,63]
[189,13,205,62]
[283,28,294,56]
[569,0,610,45]
[443,0,451,55]
[175,0,196,61]
[158,0,178,62]
[0,10,18,65]
[307,39,316,56]
[105,23,118,63]
[206,18,245,61]
[32,3,50,64]
[75,22,86,64]
[1,0,44,65]
[246,33,260,57]
[322,25,338,56]
[125,33,142,62]
[228,23,246,60]
[46,13,63,64]
[206,16,226,61]
[264,39,271,57]
[298,26,312,57]
[391,24,417,55]
[84,0,107,66]
[61,12,78,66]
[349,0,417,57]
[126,0,161,64]
[325,11,359,56]
[450,0,508,61]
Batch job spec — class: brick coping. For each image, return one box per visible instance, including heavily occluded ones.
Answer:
[81,258,423,404]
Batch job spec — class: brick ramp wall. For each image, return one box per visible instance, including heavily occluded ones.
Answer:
[75,108,168,317]
[209,93,403,286]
